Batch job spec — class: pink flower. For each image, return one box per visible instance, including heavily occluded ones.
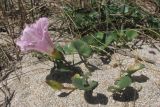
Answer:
[16,17,54,55]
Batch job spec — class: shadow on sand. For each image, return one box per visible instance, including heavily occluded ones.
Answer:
[84,91,108,105]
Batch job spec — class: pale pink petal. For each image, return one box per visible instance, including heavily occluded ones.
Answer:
[32,17,49,38]
[16,40,28,52]
[16,17,54,55]
[43,31,54,47]
[21,26,39,41]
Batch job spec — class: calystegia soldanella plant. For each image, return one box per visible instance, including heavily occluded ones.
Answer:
[16,16,145,94]
[15,0,160,101]
[16,17,98,91]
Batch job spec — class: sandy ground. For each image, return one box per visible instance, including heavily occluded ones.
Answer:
[1,44,159,107]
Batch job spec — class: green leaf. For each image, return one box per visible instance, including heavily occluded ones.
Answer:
[46,80,64,90]
[105,32,117,46]
[127,63,145,74]
[81,35,96,45]
[72,74,98,91]
[72,39,92,58]
[95,32,105,40]
[115,75,132,90]
[63,43,77,55]
[82,32,104,46]
[126,29,138,41]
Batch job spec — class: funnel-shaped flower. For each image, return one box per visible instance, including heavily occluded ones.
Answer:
[16,17,54,55]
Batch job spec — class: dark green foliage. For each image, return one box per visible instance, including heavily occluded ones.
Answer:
[73,10,100,29]
[72,39,92,58]
[64,0,160,41]
[125,29,138,41]
[82,32,105,46]
[105,31,118,46]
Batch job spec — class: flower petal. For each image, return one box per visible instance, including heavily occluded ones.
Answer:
[16,17,54,55]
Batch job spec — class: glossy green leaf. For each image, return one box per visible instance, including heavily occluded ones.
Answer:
[63,43,77,55]
[126,29,138,41]
[72,74,98,91]
[108,75,132,93]
[46,80,63,90]
[72,39,92,58]
[115,75,132,90]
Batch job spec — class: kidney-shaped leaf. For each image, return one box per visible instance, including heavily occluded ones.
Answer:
[82,35,97,45]
[115,75,132,90]
[63,43,77,55]
[126,29,138,41]
[72,74,98,91]
[95,32,105,40]
[72,39,92,58]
